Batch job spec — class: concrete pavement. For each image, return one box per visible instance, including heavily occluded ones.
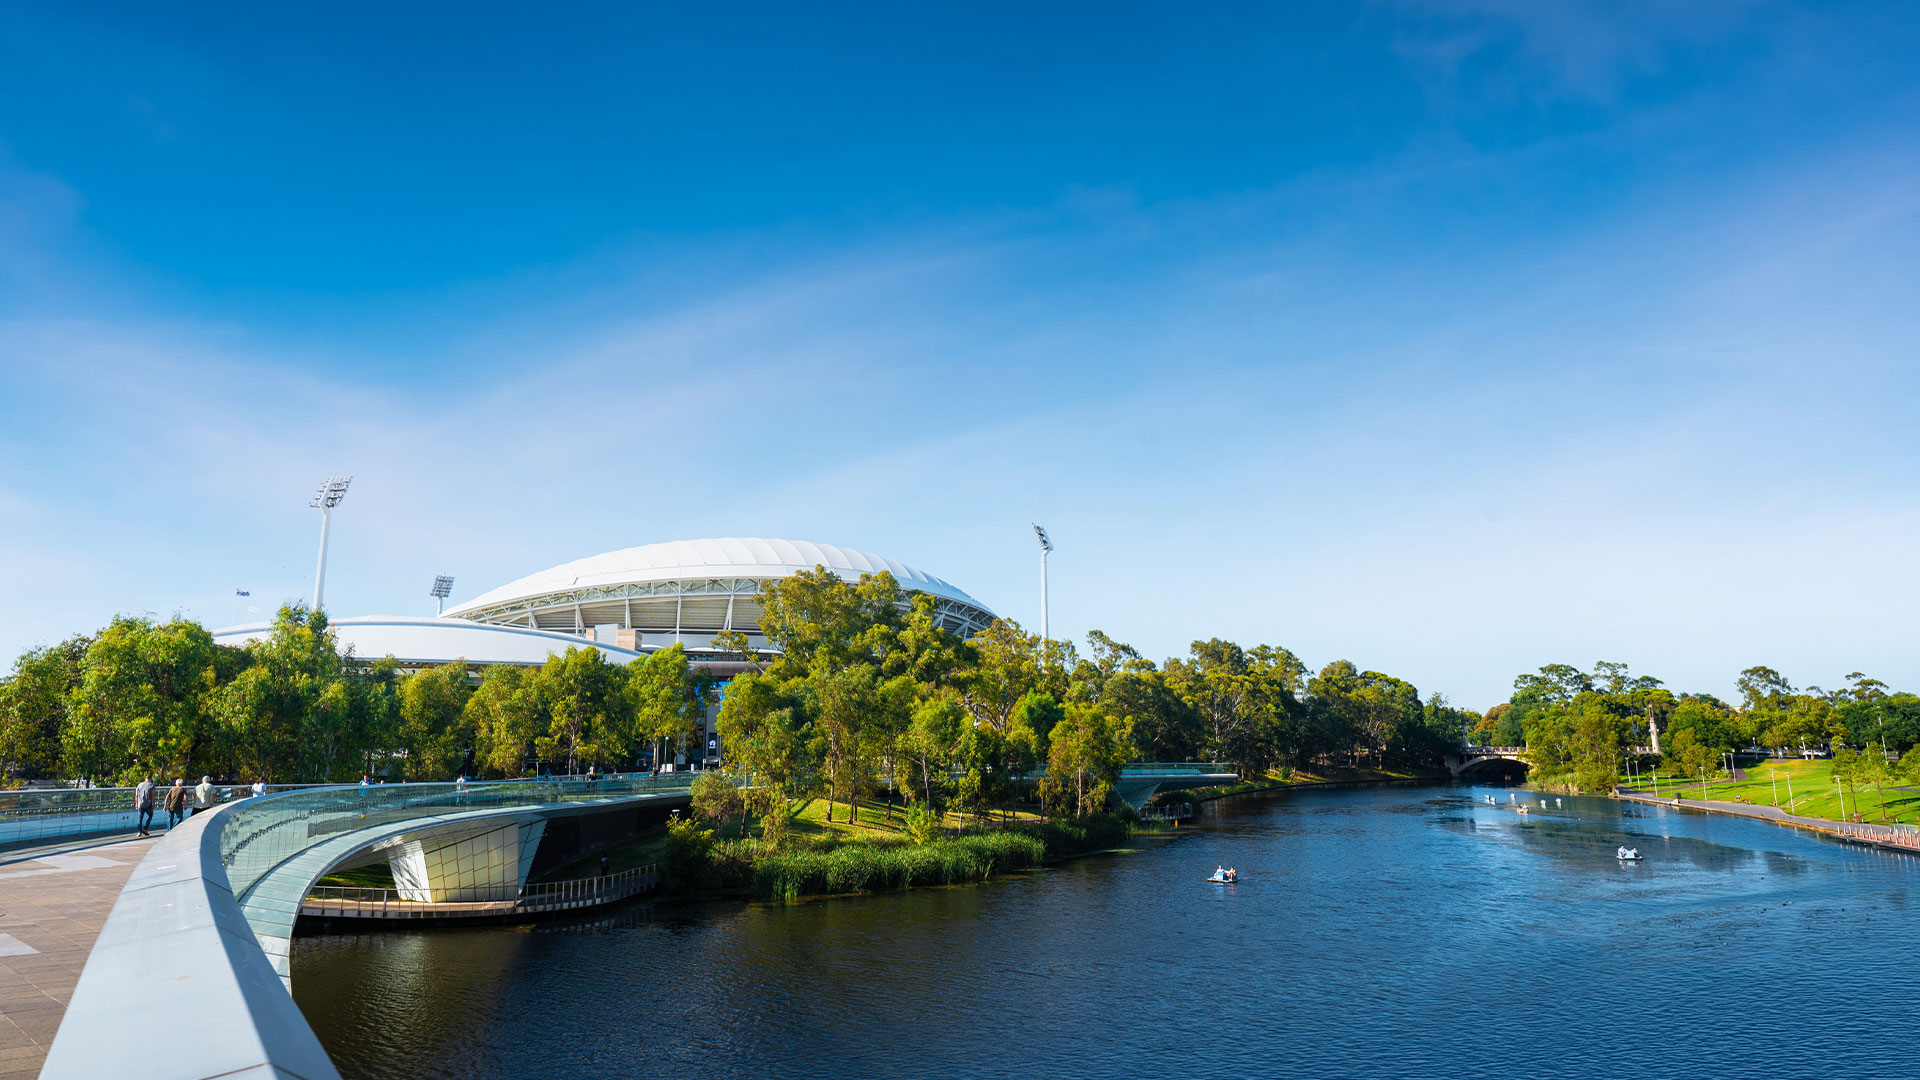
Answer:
[0,835,158,1077]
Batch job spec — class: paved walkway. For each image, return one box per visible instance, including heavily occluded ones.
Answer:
[0,834,158,1077]
[1617,790,1920,852]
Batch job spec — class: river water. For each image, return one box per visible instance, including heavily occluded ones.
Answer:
[293,784,1920,1079]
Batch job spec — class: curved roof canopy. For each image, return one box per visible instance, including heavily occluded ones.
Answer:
[442,537,995,640]
[210,616,645,668]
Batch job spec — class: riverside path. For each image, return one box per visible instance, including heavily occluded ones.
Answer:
[0,835,160,1077]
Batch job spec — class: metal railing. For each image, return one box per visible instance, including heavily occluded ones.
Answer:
[1116,762,1236,776]
[0,784,319,849]
[301,863,660,917]
[218,775,697,904]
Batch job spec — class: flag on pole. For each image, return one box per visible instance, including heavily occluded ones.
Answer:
[235,589,250,596]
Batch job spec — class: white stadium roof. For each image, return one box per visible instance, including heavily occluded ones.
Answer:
[210,616,645,668]
[441,537,995,641]
[447,538,987,614]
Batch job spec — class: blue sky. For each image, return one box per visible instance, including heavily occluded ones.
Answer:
[3,1,1919,707]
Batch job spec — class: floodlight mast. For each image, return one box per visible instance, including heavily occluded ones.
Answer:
[430,574,456,615]
[309,475,351,612]
[1032,523,1052,642]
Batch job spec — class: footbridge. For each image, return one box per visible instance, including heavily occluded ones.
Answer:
[37,763,1229,1079]
[1110,763,1240,808]
[41,776,694,1080]
[1445,746,1530,778]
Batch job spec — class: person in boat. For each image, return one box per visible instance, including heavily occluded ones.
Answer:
[1213,865,1227,881]
[1226,867,1238,882]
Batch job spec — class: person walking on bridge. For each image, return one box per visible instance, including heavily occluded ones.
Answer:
[192,776,215,817]
[163,778,188,829]
[134,776,156,837]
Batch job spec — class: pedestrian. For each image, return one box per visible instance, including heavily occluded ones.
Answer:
[599,855,610,878]
[251,778,266,797]
[164,778,188,829]
[134,775,156,837]
[192,775,215,816]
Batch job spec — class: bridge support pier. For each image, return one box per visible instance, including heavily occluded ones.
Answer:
[390,819,547,903]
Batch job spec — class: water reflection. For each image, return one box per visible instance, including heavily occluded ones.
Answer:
[295,783,1920,1080]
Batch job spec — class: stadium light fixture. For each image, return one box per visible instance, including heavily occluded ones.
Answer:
[1032,523,1052,642]
[430,574,456,615]
[309,474,351,612]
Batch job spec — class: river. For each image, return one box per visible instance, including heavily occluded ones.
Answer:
[292,783,1920,1079]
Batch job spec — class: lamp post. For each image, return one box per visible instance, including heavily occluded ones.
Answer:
[309,475,351,612]
[430,574,455,615]
[1031,523,1053,642]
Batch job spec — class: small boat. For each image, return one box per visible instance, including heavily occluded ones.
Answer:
[1616,846,1642,861]
[1206,871,1241,884]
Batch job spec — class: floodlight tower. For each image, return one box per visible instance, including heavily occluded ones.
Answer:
[430,575,456,616]
[309,475,351,612]
[1032,523,1053,642]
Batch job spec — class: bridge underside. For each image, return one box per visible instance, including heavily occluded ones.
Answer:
[1448,756,1529,781]
[1114,772,1238,810]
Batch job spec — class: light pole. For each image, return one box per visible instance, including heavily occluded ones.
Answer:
[1031,523,1052,642]
[430,574,455,616]
[1770,768,1778,806]
[309,475,351,612]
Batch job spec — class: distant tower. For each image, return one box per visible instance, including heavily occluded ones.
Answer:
[430,575,456,616]
[1032,523,1052,642]
[309,475,351,612]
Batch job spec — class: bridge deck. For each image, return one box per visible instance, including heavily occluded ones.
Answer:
[0,835,159,1077]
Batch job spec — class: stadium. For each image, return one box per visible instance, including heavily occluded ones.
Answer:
[213,537,999,767]
[443,537,997,655]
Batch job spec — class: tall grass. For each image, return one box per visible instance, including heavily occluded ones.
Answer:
[749,815,1130,901]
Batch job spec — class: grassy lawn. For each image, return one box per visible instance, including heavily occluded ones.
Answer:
[531,795,1053,882]
[1627,757,1920,826]
[314,863,396,889]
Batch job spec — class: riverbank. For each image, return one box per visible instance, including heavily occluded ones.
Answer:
[1616,789,1920,854]
[662,811,1138,901]
[1164,765,1449,806]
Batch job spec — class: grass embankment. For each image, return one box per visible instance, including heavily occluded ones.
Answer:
[747,816,1128,901]
[315,863,396,888]
[563,795,1133,902]
[1627,757,1920,826]
[1167,764,1448,805]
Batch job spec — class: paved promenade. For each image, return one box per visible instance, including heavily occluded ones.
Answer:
[0,835,158,1077]
[1617,790,1920,852]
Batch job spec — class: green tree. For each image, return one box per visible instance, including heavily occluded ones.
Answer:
[466,664,544,776]
[0,635,91,780]
[211,605,349,782]
[959,620,1045,732]
[398,661,474,779]
[1663,728,1722,795]
[1039,701,1129,817]
[535,646,632,775]
[68,616,221,784]
[899,692,966,808]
